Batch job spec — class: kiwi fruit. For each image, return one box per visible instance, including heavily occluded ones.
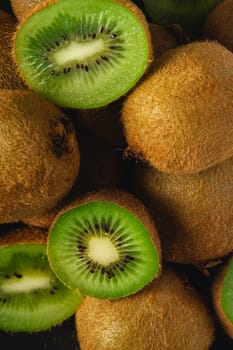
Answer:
[132,156,233,266]
[140,0,223,33]
[0,225,84,332]
[212,254,233,339]
[13,0,153,109]
[75,265,215,349]
[149,22,187,58]
[22,125,127,229]
[0,10,26,89]
[47,188,161,299]
[10,0,44,22]
[202,0,233,53]
[0,89,80,224]
[122,40,233,175]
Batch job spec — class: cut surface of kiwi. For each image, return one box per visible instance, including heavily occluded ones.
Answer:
[47,190,161,299]
[0,228,84,333]
[14,0,152,109]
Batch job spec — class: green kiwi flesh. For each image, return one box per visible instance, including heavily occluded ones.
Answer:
[0,228,83,332]
[141,0,224,33]
[14,0,152,109]
[76,266,215,349]
[47,190,161,299]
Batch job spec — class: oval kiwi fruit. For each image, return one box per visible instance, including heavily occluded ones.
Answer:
[47,189,161,299]
[75,265,215,349]
[13,0,153,109]
[202,0,233,53]
[132,156,233,265]
[140,0,223,33]
[0,9,26,89]
[0,225,84,332]
[122,40,233,175]
[0,89,80,223]
[212,255,233,339]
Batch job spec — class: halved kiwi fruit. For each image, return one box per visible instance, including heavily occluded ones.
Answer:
[13,0,152,109]
[75,265,215,349]
[0,89,80,224]
[140,0,223,33]
[47,189,161,299]
[132,156,233,266]
[0,226,84,333]
[122,40,233,175]
[0,10,26,89]
[212,255,233,339]
[202,0,233,53]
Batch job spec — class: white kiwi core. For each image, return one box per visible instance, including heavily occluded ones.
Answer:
[0,272,51,294]
[87,237,119,266]
[54,39,105,65]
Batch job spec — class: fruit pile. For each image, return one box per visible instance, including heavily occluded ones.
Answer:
[0,0,233,349]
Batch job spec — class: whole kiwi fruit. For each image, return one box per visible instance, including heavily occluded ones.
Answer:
[47,188,162,299]
[0,89,80,223]
[122,40,233,175]
[132,156,233,265]
[0,10,26,89]
[75,265,215,349]
[202,0,233,53]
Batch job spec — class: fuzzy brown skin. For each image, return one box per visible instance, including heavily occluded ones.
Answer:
[0,10,26,89]
[0,226,48,247]
[133,156,233,265]
[22,126,127,229]
[10,0,45,22]
[202,0,233,53]
[149,23,186,58]
[122,40,233,175]
[212,256,233,339]
[0,89,80,224]
[76,266,215,350]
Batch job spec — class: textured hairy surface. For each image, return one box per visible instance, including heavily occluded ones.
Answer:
[122,40,233,175]
[0,89,80,223]
[0,10,26,89]
[133,156,233,265]
[76,266,215,350]
[202,0,233,53]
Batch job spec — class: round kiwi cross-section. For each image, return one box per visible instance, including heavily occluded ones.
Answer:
[0,228,84,333]
[47,194,161,299]
[14,0,152,109]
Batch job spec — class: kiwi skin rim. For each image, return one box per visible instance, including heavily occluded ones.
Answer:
[47,188,162,295]
[212,256,233,339]
[12,0,153,93]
